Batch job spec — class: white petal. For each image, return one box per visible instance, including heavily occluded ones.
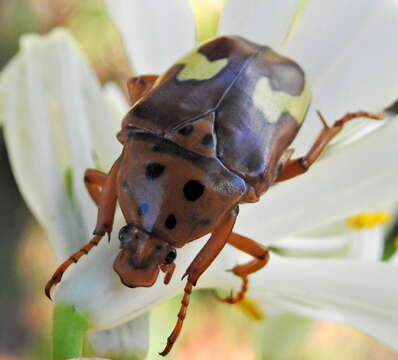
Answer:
[273,226,385,261]
[218,0,300,49]
[286,1,398,155]
[105,0,196,74]
[271,235,350,257]
[88,314,149,359]
[283,1,396,87]
[247,254,398,350]
[235,116,398,243]
[0,30,121,258]
[346,228,385,261]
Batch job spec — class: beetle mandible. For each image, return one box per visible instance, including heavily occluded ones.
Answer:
[45,36,383,356]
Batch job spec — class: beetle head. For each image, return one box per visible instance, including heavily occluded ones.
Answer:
[113,224,177,288]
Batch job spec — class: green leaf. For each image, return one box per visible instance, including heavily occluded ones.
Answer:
[52,302,90,360]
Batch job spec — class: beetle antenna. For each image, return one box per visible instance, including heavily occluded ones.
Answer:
[159,280,193,356]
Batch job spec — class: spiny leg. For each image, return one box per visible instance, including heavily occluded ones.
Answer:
[276,110,384,182]
[127,74,158,104]
[214,233,269,304]
[84,169,106,206]
[159,207,238,356]
[45,157,121,299]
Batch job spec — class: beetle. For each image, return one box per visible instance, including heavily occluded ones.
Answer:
[45,35,383,356]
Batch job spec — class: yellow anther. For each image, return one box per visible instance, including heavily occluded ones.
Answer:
[347,211,391,229]
[236,297,264,321]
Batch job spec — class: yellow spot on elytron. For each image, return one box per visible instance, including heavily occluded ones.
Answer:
[347,211,391,229]
[176,51,227,81]
[252,77,310,124]
[236,297,264,321]
[394,236,398,249]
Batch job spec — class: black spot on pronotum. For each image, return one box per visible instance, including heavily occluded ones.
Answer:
[165,214,177,230]
[178,125,194,136]
[145,163,165,179]
[137,203,149,216]
[201,133,213,147]
[183,180,205,201]
[164,249,177,264]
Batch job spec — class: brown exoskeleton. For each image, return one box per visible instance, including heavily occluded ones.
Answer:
[45,36,383,355]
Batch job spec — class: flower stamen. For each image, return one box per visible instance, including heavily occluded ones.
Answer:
[347,211,391,229]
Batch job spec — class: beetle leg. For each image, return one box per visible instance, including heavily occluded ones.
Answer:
[276,110,384,182]
[84,169,106,206]
[214,233,269,304]
[159,207,238,356]
[127,75,158,104]
[45,157,121,299]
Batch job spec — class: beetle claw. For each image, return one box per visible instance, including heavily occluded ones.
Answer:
[44,276,58,300]
[44,283,53,300]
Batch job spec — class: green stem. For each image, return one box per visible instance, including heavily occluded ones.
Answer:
[52,302,90,360]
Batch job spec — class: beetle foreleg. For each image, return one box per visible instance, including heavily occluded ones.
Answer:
[276,110,384,182]
[159,207,238,356]
[127,75,158,104]
[214,233,269,304]
[45,157,121,299]
[84,169,106,206]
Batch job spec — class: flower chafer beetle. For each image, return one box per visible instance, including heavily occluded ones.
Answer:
[45,36,383,355]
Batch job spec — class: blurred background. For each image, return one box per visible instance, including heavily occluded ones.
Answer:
[0,0,397,359]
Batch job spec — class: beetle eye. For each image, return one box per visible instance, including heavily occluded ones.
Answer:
[118,224,132,242]
[164,249,177,264]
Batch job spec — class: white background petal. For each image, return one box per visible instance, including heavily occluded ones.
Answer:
[0,30,122,258]
[245,254,398,350]
[105,0,196,74]
[283,1,383,83]
[285,0,398,155]
[219,0,300,49]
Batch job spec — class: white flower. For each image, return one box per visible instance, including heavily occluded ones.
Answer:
[1,0,398,358]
